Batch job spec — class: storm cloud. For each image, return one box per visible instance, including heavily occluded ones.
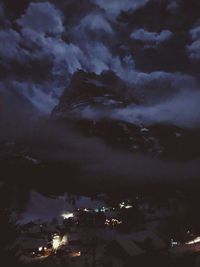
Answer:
[0,1,200,147]
[93,0,149,18]
[130,29,173,46]
[17,2,64,34]
[187,23,200,61]
[0,0,200,120]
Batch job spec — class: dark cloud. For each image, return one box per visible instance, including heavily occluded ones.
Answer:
[187,23,200,61]
[93,0,149,18]
[0,0,198,115]
[79,13,113,34]
[166,0,180,13]
[0,0,199,123]
[130,29,173,47]
[17,2,64,34]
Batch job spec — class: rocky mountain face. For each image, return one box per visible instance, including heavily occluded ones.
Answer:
[1,69,199,172]
[0,70,200,193]
[52,70,137,114]
[52,70,200,160]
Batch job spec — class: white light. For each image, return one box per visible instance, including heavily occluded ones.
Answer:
[76,251,81,257]
[100,207,106,212]
[83,208,90,212]
[38,247,43,252]
[71,251,81,257]
[119,202,133,209]
[171,241,178,247]
[52,235,61,250]
[186,236,200,245]
[111,218,122,225]
[61,235,68,245]
[125,205,133,209]
[61,212,74,219]
[119,202,125,208]
[52,234,68,250]
[105,219,110,225]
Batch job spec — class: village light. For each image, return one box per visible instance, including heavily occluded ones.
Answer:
[105,218,122,226]
[171,239,178,247]
[105,219,110,226]
[74,251,81,257]
[83,208,90,212]
[52,235,61,250]
[52,234,68,251]
[119,202,125,208]
[61,212,74,219]
[119,201,133,209]
[111,219,122,224]
[186,236,200,245]
[101,207,106,212]
[125,205,133,209]
[61,235,68,246]
[71,251,81,257]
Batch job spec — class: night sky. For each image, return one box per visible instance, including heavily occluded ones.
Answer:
[0,0,200,188]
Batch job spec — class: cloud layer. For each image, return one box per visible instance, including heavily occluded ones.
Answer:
[131,29,173,46]
[94,0,149,18]
[17,2,64,34]
[0,0,200,128]
[187,24,200,61]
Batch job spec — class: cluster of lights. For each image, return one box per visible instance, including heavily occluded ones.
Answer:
[171,235,200,247]
[119,202,133,209]
[100,207,108,212]
[105,218,122,226]
[38,246,47,252]
[94,207,110,213]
